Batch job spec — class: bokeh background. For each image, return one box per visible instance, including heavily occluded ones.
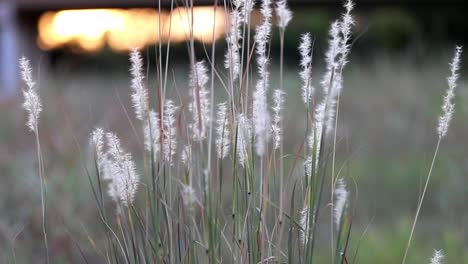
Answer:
[1,0,467,263]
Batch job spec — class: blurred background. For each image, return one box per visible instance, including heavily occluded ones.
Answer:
[1,0,467,263]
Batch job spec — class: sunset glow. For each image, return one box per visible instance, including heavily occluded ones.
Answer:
[37,7,226,52]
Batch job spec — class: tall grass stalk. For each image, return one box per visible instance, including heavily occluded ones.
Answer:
[275,1,292,255]
[402,46,463,264]
[19,57,50,264]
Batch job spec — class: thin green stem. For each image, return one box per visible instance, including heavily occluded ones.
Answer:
[402,138,441,264]
[34,125,49,264]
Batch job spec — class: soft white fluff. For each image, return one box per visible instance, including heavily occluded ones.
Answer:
[144,110,161,156]
[19,57,42,132]
[225,0,254,80]
[438,46,463,138]
[216,102,230,159]
[272,89,285,149]
[429,249,444,264]
[181,145,192,166]
[237,114,251,167]
[225,0,243,80]
[275,0,292,30]
[299,204,312,245]
[163,100,178,164]
[321,1,356,135]
[181,184,197,209]
[91,128,106,170]
[321,21,341,96]
[334,178,348,230]
[189,61,210,141]
[338,0,355,68]
[105,132,139,206]
[253,0,273,157]
[299,33,314,105]
[306,101,325,176]
[129,49,148,121]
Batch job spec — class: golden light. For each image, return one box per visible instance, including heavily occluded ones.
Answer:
[37,7,226,53]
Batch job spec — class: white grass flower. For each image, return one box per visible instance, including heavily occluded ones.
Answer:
[216,102,230,159]
[129,49,148,121]
[430,249,444,264]
[225,0,243,80]
[338,0,355,68]
[325,74,343,134]
[181,145,192,165]
[319,21,343,135]
[19,57,42,132]
[243,0,255,15]
[304,156,312,180]
[299,204,312,245]
[272,89,285,149]
[189,61,210,141]
[253,84,271,156]
[91,128,105,169]
[105,132,139,206]
[90,128,112,180]
[320,1,356,135]
[237,114,252,167]
[19,57,35,89]
[255,0,273,66]
[181,184,197,209]
[437,46,463,138]
[163,100,178,164]
[299,33,314,105]
[253,0,273,157]
[321,21,341,97]
[144,110,160,156]
[334,178,348,230]
[275,0,292,30]
[306,101,325,175]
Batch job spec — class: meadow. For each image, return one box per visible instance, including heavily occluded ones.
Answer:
[0,1,467,263]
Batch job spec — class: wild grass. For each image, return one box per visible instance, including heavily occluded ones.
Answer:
[13,0,464,263]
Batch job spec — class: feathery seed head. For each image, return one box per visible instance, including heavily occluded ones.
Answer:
[91,128,105,161]
[321,21,342,97]
[105,132,139,206]
[299,33,314,105]
[253,0,273,157]
[129,49,148,121]
[22,89,42,132]
[438,46,463,138]
[216,102,230,159]
[243,0,255,14]
[253,83,271,156]
[299,204,312,245]
[334,178,348,230]
[189,61,211,141]
[90,128,111,179]
[19,57,42,132]
[225,0,251,80]
[19,57,35,89]
[272,89,285,149]
[181,184,197,209]
[237,114,252,167]
[163,100,178,164]
[338,0,355,68]
[181,145,192,165]
[275,0,292,30]
[144,110,161,156]
[430,249,444,264]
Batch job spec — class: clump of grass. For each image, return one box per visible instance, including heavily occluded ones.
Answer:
[18,0,464,263]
